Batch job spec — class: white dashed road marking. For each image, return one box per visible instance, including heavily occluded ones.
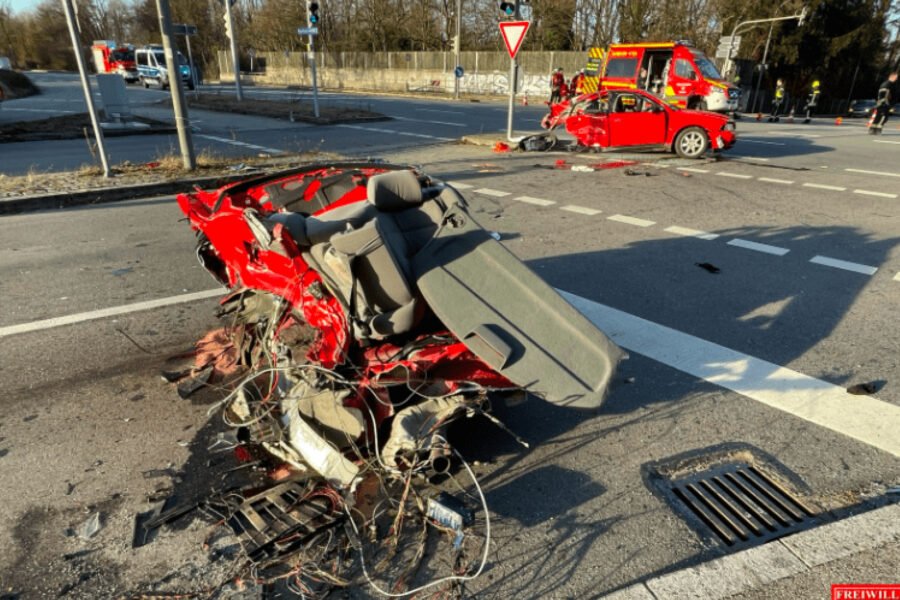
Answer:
[758,177,794,185]
[560,205,601,215]
[474,188,511,198]
[810,256,878,276]
[873,140,900,145]
[664,225,719,240]
[677,167,709,174]
[608,214,655,227]
[448,182,473,189]
[416,108,464,116]
[727,239,790,256]
[716,172,753,180]
[514,195,555,206]
[853,189,897,198]
[803,182,846,191]
[845,168,900,178]
[561,290,900,457]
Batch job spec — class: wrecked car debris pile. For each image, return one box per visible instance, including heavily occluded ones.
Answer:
[148,161,623,596]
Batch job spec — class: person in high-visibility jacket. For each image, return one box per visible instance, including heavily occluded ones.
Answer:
[768,79,786,122]
[570,69,586,97]
[803,80,821,123]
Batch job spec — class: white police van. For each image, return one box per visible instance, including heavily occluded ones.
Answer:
[135,45,193,90]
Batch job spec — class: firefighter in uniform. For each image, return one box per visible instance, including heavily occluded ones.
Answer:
[802,80,820,123]
[549,67,565,104]
[768,79,786,122]
[571,69,586,98]
[869,72,898,135]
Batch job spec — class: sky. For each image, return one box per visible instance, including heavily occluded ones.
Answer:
[6,0,38,14]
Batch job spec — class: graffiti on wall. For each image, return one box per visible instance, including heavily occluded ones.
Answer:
[446,71,549,96]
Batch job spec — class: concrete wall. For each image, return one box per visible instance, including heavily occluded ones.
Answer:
[218,50,586,98]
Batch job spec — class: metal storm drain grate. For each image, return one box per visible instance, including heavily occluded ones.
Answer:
[669,463,817,548]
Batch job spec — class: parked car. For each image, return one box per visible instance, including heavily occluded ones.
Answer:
[542,88,736,158]
[848,99,877,118]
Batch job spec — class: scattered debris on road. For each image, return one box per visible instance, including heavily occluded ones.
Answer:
[141,161,623,596]
[847,381,880,395]
[695,262,721,274]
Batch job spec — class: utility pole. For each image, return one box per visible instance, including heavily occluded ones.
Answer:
[751,22,775,114]
[156,0,195,169]
[224,0,242,101]
[61,0,111,177]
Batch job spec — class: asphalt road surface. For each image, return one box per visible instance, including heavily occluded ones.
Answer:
[1,75,900,598]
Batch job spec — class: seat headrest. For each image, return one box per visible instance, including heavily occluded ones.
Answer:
[367,170,423,211]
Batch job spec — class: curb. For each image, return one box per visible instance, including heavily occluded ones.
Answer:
[0,174,250,216]
[601,502,900,599]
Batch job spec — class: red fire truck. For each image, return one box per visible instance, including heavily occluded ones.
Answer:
[582,41,740,113]
[91,41,138,83]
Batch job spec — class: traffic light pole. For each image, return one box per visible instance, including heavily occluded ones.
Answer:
[453,0,461,100]
[307,11,320,118]
[61,0,111,177]
[224,0,242,101]
[156,0,195,170]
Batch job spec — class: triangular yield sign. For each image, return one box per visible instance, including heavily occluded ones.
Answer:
[499,21,530,59]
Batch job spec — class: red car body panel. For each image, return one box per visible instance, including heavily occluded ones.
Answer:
[543,89,736,153]
[176,164,516,435]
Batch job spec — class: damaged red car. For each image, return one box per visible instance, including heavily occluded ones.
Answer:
[170,162,624,593]
[541,88,736,158]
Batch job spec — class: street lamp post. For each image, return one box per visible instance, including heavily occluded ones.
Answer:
[453,0,461,100]
[723,8,807,78]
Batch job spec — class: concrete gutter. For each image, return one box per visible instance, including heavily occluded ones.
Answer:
[0,174,251,215]
[601,502,900,599]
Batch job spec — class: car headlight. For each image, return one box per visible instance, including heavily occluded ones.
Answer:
[723,121,735,132]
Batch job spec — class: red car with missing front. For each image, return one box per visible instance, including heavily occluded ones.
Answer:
[542,88,736,159]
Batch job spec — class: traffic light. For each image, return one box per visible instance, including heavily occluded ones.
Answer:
[308,2,319,25]
[499,2,515,17]
[224,11,233,41]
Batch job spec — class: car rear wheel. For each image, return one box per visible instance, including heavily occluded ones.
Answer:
[674,127,709,159]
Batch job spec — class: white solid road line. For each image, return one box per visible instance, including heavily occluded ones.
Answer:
[514,195,556,206]
[803,182,846,191]
[416,108,465,116]
[716,172,753,179]
[894,272,900,282]
[727,238,790,256]
[0,289,225,339]
[677,167,709,173]
[391,116,466,127]
[197,134,283,155]
[757,177,794,185]
[741,139,787,146]
[335,124,453,142]
[873,140,900,145]
[845,168,900,178]
[810,255,878,276]
[560,205,601,215]
[473,188,511,198]
[664,225,719,240]
[560,290,900,457]
[608,214,655,227]
[853,189,898,198]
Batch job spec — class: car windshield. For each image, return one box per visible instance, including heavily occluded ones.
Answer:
[112,50,133,62]
[152,51,186,66]
[691,52,723,80]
